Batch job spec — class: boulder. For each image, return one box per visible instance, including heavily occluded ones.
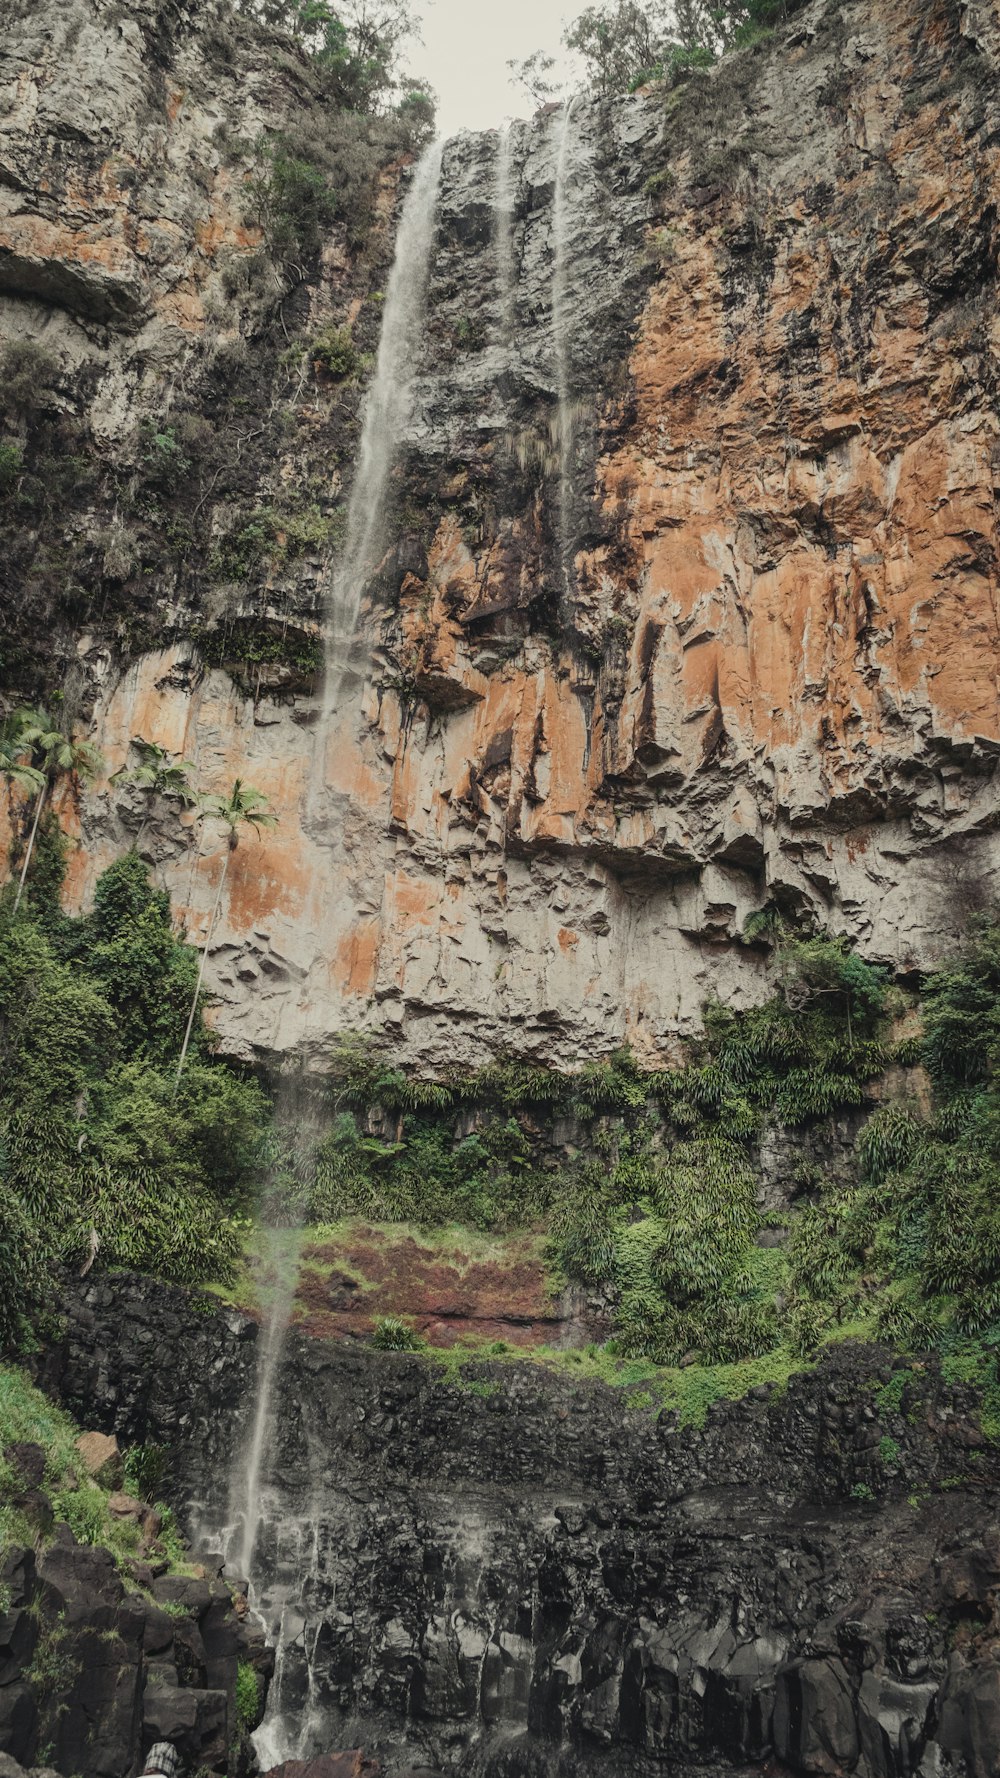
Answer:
[74,1433,123,1489]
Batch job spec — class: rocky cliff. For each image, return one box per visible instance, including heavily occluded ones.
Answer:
[45,1273,1000,1778]
[3,0,999,1071]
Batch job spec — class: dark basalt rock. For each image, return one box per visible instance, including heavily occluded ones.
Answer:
[35,1273,1000,1778]
[0,1515,266,1778]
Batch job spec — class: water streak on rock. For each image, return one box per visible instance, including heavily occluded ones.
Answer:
[494,122,517,340]
[318,137,445,728]
[551,97,578,597]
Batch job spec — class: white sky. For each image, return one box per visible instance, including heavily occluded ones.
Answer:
[410,0,580,138]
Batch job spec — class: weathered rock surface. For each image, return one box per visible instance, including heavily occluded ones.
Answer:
[0,1522,270,1778]
[44,1272,1000,1778]
[3,0,1000,1071]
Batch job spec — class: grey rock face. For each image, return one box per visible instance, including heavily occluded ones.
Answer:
[46,1274,1000,1778]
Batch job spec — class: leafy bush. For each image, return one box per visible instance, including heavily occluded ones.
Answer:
[310,324,359,378]
[0,442,22,493]
[236,1660,263,1731]
[246,133,339,262]
[370,1315,423,1351]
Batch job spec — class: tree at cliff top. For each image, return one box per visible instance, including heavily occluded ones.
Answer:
[524,0,808,99]
[233,0,428,115]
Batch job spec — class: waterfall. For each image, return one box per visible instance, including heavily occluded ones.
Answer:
[318,137,445,726]
[551,98,578,599]
[494,123,517,339]
[229,1224,304,1580]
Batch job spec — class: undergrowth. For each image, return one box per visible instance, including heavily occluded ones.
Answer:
[0,1364,183,1572]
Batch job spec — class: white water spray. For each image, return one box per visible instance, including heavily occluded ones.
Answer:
[319,138,445,725]
[231,1229,303,1580]
[494,123,517,339]
[551,99,579,599]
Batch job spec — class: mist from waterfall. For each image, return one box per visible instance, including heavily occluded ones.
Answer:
[551,97,578,597]
[318,137,445,727]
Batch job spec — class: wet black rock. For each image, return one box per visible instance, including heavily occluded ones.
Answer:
[36,1273,1000,1778]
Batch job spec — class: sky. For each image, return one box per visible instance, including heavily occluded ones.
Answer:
[410,0,580,138]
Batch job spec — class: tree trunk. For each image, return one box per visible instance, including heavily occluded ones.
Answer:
[174,841,232,1094]
[13,778,48,915]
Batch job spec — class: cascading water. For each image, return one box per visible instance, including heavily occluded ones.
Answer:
[230,1227,304,1579]
[551,97,578,597]
[494,122,517,338]
[238,140,446,1760]
[317,137,445,733]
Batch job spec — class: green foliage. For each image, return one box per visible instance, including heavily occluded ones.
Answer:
[122,1444,166,1502]
[553,0,805,98]
[0,856,270,1343]
[0,442,23,493]
[455,315,487,352]
[195,617,325,679]
[921,919,1000,1089]
[879,1434,901,1468]
[370,1315,424,1351]
[310,324,360,378]
[0,1363,174,1570]
[236,1660,263,1732]
[247,134,339,262]
[207,505,341,582]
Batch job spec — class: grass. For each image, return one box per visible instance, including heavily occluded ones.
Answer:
[0,1363,194,1574]
[208,1217,551,1317]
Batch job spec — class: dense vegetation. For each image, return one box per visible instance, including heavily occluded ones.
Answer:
[513,0,808,103]
[7,758,1000,1408]
[0,845,269,1350]
[277,918,1000,1383]
[0,1363,183,1576]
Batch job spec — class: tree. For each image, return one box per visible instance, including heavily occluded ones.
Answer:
[12,716,103,916]
[0,710,45,800]
[556,0,807,99]
[110,742,197,850]
[174,780,278,1089]
[563,0,672,95]
[233,0,420,113]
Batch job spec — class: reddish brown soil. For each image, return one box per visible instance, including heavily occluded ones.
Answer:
[290,1230,582,1347]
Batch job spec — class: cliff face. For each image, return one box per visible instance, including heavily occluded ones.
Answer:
[2,0,1000,1072]
[51,1275,1000,1778]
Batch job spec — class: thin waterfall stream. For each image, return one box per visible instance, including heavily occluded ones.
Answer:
[551,97,577,598]
[494,122,517,340]
[316,137,445,735]
[233,137,446,1762]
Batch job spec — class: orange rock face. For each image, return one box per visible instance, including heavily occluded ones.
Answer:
[3,0,1000,1072]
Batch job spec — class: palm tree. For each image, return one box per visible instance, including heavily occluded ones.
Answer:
[174,779,278,1089]
[0,710,45,800]
[110,741,198,849]
[12,715,103,915]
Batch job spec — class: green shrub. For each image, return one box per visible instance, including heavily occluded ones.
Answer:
[122,1444,166,1501]
[0,442,22,493]
[236,1660,263,1732]
[455,315,487,352]
[246,133,338,262]
[310,325,359,378]
[370,1316,424,1351]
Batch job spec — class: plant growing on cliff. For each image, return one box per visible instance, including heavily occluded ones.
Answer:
[10,715,103,917]
[236,1660,263,1731]
[110,742,198,850]
[175,781,278,1088]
